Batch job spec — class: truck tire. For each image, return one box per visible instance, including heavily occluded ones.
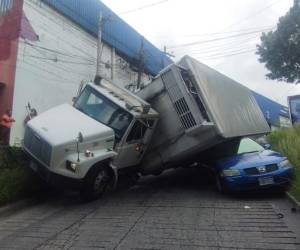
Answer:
[80,164,111,201]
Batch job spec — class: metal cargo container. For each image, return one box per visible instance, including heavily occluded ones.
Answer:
[138,56,270,174]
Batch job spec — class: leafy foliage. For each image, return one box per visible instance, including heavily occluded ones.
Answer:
[0,148,44,205]
[267,125,300,201]
[256,2,300,83]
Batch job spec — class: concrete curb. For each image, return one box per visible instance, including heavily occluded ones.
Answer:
[286,192,300,211]
[0,199,34,218]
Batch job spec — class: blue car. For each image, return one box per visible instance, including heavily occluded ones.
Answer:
[214,138,295,193]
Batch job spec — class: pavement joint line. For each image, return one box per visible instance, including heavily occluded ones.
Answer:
[112,190,157,250]
[149,236,298,244]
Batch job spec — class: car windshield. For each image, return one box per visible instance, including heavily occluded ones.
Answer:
[74,85,133,141]
[203,137,264,162]
[237,138,264,155]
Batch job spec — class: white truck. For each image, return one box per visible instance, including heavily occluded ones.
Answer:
[23,56,270,200]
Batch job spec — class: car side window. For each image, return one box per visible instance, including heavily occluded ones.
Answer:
[126,119,154,143]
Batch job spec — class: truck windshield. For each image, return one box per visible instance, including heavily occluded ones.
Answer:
[74,85,133,141]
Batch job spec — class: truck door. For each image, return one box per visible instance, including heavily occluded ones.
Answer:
[113,118,156,169]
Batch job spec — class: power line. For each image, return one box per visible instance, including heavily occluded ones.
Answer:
[21,54,95,66]
[224,0,286,30]
[167,0,284,58]
[189,45,256,58]
[118,0,168,15]
[154,25,274,38]
[174,34,259,54]
[201,49,256,60]
[169,27,273,49]
[0,61,82,85]
[21,41,130,67]
[22,41,95,62]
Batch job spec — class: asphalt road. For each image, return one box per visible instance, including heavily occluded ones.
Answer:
[0,167,299,250]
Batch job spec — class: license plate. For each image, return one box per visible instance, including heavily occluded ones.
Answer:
[29,161,38,172]
[259,177,274,186]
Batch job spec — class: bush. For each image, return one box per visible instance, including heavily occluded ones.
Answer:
[0,147,43,205]
[267,126,300,201]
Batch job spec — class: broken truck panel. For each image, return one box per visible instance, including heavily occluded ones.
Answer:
[178,56,270,137]
[137,56,270,174]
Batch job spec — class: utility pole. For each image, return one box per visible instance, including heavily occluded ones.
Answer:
[160,46,167,68]
[94,12,104,85]
[161,45,175,68]
[137,37,144,90]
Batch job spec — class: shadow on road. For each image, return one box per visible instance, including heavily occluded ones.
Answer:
[32,166,288,205]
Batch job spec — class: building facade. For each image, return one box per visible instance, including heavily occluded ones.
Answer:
[0,0,170,146]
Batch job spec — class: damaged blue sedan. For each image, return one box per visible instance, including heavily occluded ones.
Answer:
[214,138,295,193]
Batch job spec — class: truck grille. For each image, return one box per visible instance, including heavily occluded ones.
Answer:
[24,127,52,166]
[244,164,279,176]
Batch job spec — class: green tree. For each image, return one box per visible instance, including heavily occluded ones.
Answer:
[256,1,300,83]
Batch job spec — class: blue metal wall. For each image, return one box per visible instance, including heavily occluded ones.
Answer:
[252,91,289,126]
[41,0,172,76]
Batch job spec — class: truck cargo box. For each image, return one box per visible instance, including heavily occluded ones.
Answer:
[138,56,270,174]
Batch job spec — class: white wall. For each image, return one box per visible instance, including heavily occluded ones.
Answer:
[11,0,151,146]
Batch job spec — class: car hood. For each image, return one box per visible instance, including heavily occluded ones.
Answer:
[27,104,114,146]
[216,150,286,170]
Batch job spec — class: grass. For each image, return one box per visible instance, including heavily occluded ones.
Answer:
[267,125,300,201]
[0,147,43,206]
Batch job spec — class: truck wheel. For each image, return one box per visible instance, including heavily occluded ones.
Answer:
[81,165,110,201]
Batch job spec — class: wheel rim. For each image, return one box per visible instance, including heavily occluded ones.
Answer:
[93,169,109,195]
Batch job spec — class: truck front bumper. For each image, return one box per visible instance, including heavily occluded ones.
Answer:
[24,150,84,191]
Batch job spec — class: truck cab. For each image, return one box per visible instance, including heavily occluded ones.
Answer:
[23,80,159,200]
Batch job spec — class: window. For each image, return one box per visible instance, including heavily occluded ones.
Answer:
[126,120,152,142]
[237,138,264,155]
[74,85,133,141]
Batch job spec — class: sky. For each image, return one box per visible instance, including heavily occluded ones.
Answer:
[101,0,299,106]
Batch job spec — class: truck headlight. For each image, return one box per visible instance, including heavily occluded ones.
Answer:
[222,169,241,177]
[278,160,292,169]
[85,150,94,157]
[66,160,79,172]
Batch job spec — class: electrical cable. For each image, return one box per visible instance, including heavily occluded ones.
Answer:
[174,35,259,55]
[153,25,274,38]
[118,0,168,15]
[200,49,256,60]
[169,27,273,49]
[224,0,286,30]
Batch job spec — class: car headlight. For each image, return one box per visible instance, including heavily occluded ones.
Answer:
[222,169,241,177]
[278,159,293,169]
